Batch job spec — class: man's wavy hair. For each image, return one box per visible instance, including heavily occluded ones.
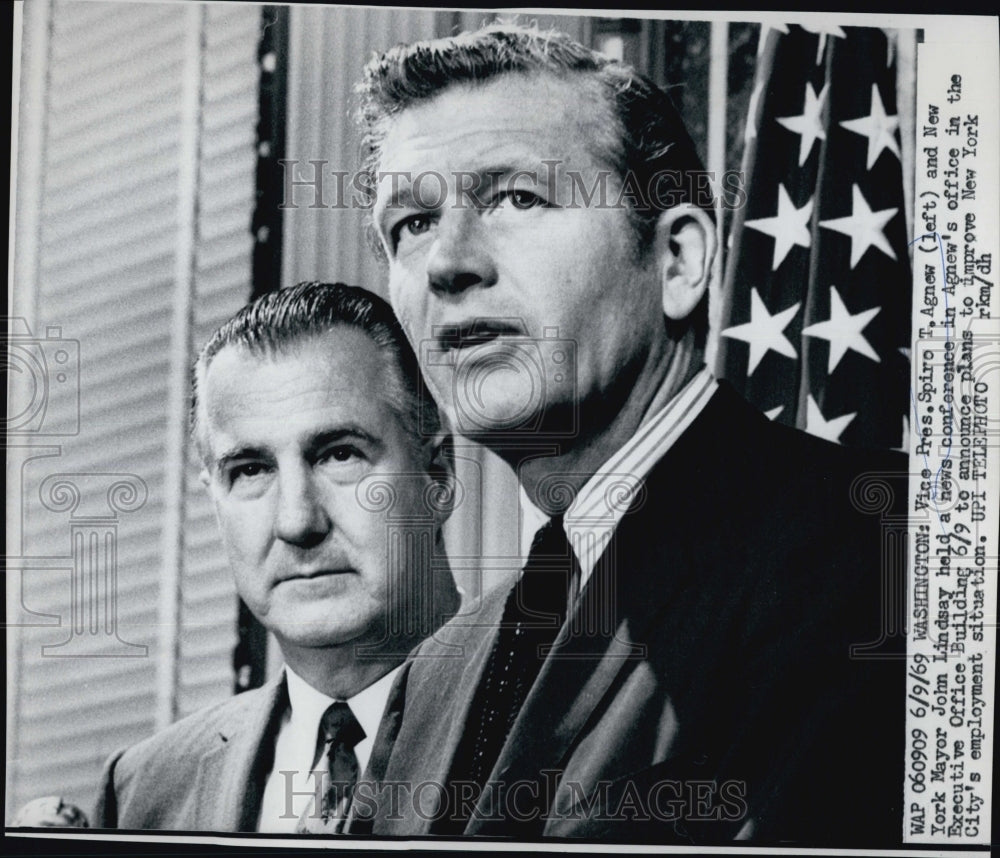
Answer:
[355,21,712,345]
[191,281,443,463]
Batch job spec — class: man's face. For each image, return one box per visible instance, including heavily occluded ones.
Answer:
[373,73,668,439]
[201,330,442,654]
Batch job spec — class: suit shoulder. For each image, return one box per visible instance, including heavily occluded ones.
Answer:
[776,419,907,516]
[706,384,907,506]
[736,391,904,472]
[413,580,508,658]
[111,684,277,781]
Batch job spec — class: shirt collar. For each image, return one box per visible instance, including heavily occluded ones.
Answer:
[520,366,718,585]
[283,662,402,774]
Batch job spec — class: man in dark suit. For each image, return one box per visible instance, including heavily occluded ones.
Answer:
[94,282,459,832]
[350,23,907,843]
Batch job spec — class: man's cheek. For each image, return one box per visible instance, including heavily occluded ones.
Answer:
[390,276,430,329]
[424,368,458,417]
[222,516,262,562]
[387,271,413,317]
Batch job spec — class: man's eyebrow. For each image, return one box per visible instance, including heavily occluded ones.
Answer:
[377,163,544,211]
[212,446,271,474]
[461,165,551,192]
[209,428,382,469]
[478,164,532,181]
[305,427,383,458]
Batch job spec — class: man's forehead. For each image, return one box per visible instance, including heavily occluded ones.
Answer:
[199,334,397,453]
[202,333,382,413]
[376,72,616,173]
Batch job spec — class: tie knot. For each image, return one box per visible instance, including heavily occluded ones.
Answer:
[518,515,580,623]
[528,514,571,561]
[320,702,365,750]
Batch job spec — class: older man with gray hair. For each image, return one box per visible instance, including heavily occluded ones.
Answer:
[95,282,459,833]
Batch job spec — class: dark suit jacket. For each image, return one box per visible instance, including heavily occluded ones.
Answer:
[357,383,907,844]
[94,677,289,831]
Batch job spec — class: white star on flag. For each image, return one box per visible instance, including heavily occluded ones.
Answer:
[745,84,764,142]
[721,289,801,375]
[802,286,881,372]
[840,84,900,170]
[805,395,856,443]
[744,185,814,269]
[777,81,829,165]
[800,23,847,64]
[819,184,897,268]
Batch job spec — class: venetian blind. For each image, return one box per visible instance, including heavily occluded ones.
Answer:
[8,0,258,817]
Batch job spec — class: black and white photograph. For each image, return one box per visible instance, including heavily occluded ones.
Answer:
[5,2,998,853]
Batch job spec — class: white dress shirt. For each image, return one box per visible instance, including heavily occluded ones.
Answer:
[520,367,719,595]
[257,664,401,833]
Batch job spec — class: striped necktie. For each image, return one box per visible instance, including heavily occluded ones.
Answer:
[445,515,580,828]
[296,701,365,834]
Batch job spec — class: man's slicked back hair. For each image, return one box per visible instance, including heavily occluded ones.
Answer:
[191,281,442,462]
[355,21,711,344]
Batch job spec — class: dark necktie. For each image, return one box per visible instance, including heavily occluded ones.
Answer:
[296,701,365,834]
[446,515,580,826]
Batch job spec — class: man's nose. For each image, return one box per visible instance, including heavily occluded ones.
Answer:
[426,209,498,295]
[275,466,331,549]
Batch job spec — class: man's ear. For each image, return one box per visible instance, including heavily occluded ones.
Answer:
[426,432,456,523]
[653,203,717,321]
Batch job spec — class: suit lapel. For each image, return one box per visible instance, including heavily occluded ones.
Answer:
[466,390,733,834]
[375,588,507,834]
[465,509,675,833]
[347,662,410,834]
[193,676,289,831]
[360,662,410,784]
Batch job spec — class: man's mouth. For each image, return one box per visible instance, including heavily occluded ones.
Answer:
[282,568,353,583]
[436,319,527,351]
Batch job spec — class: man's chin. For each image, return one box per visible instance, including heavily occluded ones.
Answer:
[444,389,543,436]
[270,610,375,651]
[443,393,580,444]
[276,629,360,650]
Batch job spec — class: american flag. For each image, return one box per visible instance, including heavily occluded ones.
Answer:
[715,24,911,450]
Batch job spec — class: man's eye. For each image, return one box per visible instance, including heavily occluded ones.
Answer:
[493,190,545,210]
[320,445,364,465]
[229,462,269,484]
[391,214,434,248]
